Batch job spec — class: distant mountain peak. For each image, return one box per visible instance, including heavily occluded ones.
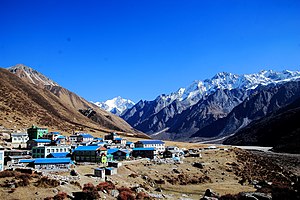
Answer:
[7,64,58,87]
[93,96,135,116]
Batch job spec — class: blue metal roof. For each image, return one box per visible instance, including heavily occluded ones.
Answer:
[79,134,94,138]
[107,148,119,154]
[95,168,105,171]
[57,135,65,139]
[49,132,60,135]
[74,146,99,151]
[34,158,72,164]
[33,139,51,143]
[48,152,69,158]
[114,138,122,141]
[137,140,165,145]
[133,148,155,151]
[19,159,35,163]
[126,141,133,144]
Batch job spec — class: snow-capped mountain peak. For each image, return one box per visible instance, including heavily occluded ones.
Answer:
[93,96,135,116]
[161,69,300,105]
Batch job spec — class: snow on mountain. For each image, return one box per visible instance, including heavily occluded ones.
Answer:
[163,69,300,104]
[8,64,58,87]
[93,96,135,115]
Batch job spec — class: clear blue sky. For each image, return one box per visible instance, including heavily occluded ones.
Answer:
[1,0,300,102]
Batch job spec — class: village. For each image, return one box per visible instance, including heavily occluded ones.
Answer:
[0,126,295,200]
[0,125,219,179]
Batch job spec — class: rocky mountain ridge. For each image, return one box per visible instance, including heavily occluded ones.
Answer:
[3,64,147,138]
[121,69,300,141]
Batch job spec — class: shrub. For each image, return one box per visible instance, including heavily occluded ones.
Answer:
[118,191,135,200]
[82,183,100,200]
[36,176,60,187]
[136,192,150,200]
[0,170,19,178]
[96,181,115,191]
[53,192,68,200]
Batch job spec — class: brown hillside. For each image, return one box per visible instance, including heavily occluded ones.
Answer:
[0,67,148,138]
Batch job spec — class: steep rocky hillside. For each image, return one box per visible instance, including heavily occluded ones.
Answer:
[223,95,300,153]
[192,81,300,140]
[1,66,147,138]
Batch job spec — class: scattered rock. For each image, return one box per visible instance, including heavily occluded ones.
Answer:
[203,188,220,198]
[193,162,204,169]
[173,168,180,174]
[110,189,119,198]
[155,188,162,192]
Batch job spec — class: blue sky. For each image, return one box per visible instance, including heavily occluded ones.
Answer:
[1,0,300,102]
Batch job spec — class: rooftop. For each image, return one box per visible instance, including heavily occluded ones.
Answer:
[74,146,102,151]
[137,140,165,145]
[79,133,94,138]
[133,147,155,151]
[32,139,51,143]
[34,158,72,164]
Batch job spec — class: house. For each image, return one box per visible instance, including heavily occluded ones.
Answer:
[19,158,73,171]
[107,148,118,161]
[126,141,134,149]
[32,145,71,158]
[135,140,165,154]
[69,135,80,144]
[27,139,51,149]
[42,132,60,141]
[93,138,103,142]
[132,148,155,159]
[111,149,130,161]
[11,132,29,148]
[104,132,118,141]
[113,138,126,146]
[0,147,4,171]
[27,125,48,140]
[105,167,117,175]
[78,133,94,143]
[163,150,182,158]
[55,135,67,145]
[94,168,105,178]
[163,146,184,158]
[72,146,107,163]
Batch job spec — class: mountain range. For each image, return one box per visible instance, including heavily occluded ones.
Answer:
[1,64,148,138]
[93,96,135,116]
[121,69,300,145]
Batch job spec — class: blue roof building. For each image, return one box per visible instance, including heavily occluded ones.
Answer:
[135,140,165,154]
[132,147,155,159]
[19,158,73,171]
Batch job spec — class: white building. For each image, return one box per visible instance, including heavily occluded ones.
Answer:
[135,140,165,154]
[11,132,29,148]
[32,145,71,158]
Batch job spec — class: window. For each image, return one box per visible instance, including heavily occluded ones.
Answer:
[47,149,50,153]
[51,149,54,153]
